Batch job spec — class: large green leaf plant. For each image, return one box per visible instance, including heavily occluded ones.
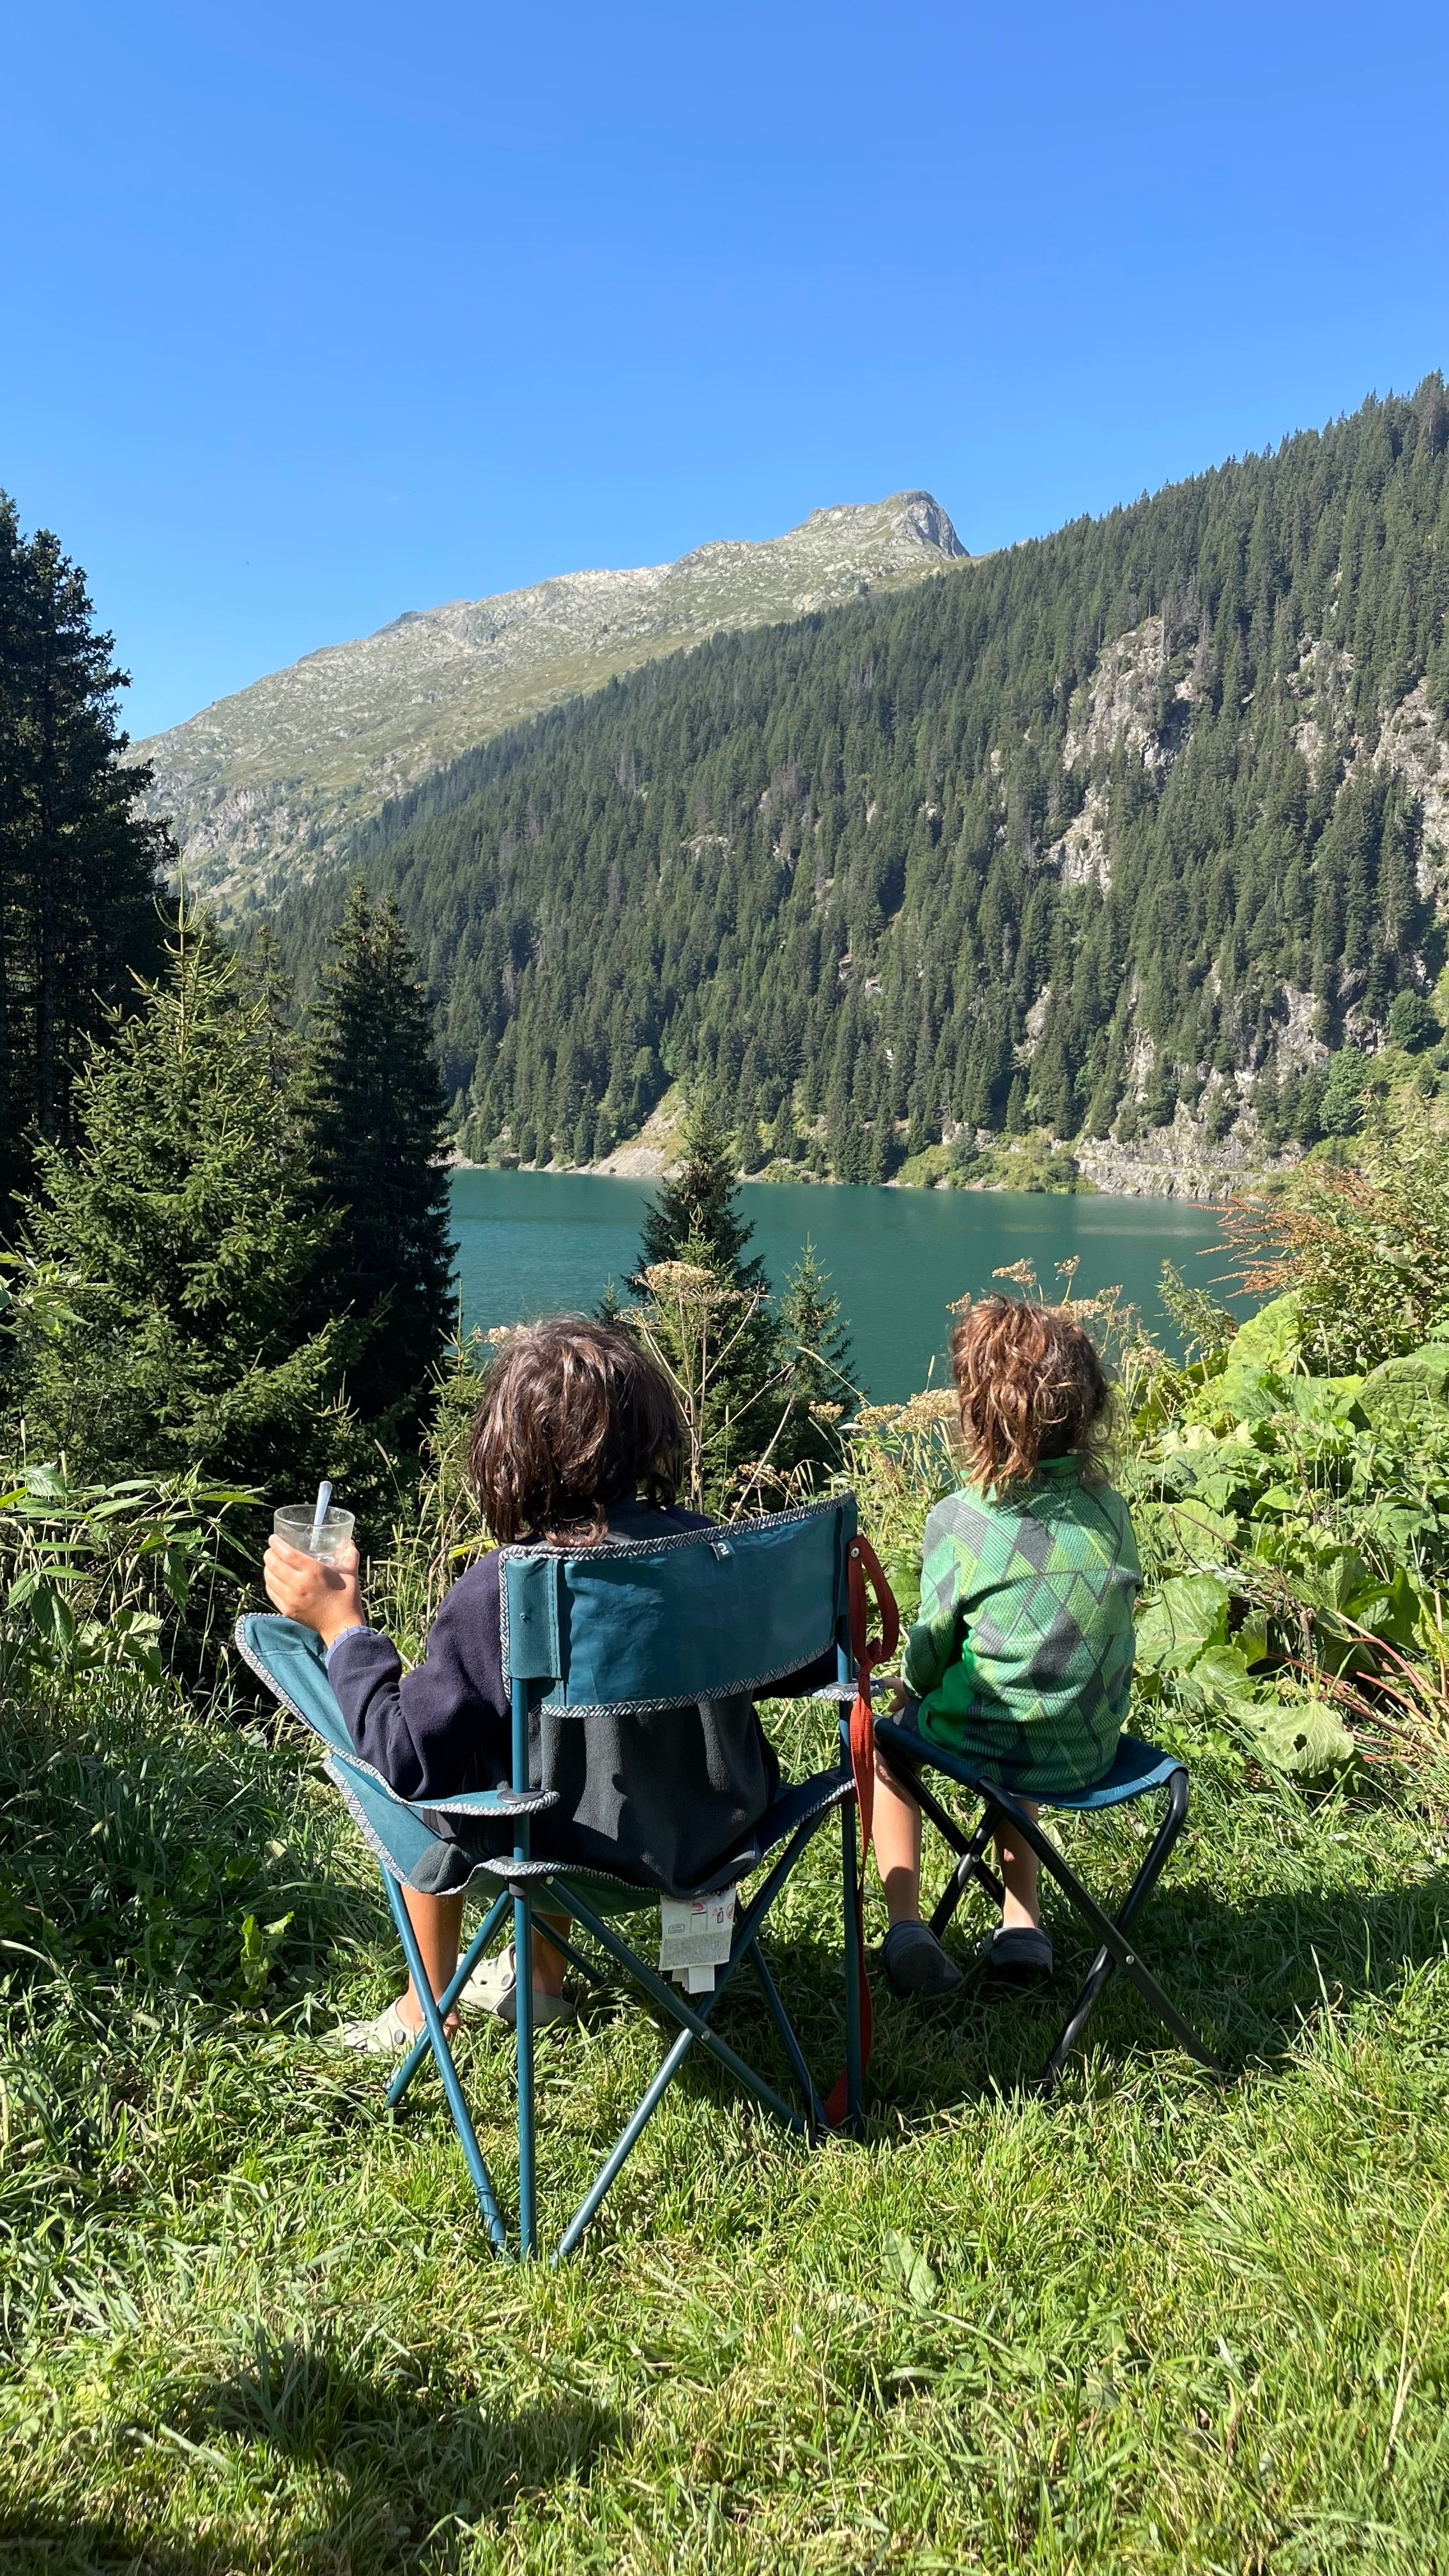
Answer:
[1126,1272,1449,1781]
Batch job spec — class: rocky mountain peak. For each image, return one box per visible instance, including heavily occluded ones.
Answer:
[132,490,967,919]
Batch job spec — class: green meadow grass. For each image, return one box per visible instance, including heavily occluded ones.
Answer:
[3,1673,1449,2574]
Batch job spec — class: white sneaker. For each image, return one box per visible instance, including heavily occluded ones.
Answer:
[460,1942,575,2030]
[321,2000,416,2056]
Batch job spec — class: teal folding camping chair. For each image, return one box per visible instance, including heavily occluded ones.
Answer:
[871,1713,1218,2093]
[236,1494,882,2260]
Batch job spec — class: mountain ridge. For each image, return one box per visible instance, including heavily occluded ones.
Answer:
[260,377,1449,1197]
[132,491,967,917]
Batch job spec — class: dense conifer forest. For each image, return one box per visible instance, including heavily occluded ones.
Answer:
[267,379,1449,1181]
[0,498,169,1226]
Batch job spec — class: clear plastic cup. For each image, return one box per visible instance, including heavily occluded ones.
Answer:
[273,1505,356,1564]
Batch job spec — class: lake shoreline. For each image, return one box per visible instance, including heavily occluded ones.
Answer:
[449,1167,1236,1400]
[449,1078,1291,1204]
[446,1149,1262,1206]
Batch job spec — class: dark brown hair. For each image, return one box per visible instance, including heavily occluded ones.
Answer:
[949,1296,1112,1492]
[466,1317,684,1543]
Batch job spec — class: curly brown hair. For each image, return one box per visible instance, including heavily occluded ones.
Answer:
[949,1296,1112,1492]
[466,1317,685,1543]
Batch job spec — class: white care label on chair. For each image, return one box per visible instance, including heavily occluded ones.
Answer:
[659,1887,737,1991]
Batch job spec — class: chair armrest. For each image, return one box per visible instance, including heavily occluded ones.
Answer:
[326,1745,560,1820]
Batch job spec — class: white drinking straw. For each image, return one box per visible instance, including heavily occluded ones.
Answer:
[309,1479,332,1555]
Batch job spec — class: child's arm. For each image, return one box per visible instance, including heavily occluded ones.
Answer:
[901,1603,963,1701]
[264,1539,505,1801]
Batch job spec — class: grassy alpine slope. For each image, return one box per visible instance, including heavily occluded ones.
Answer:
[7,1209,1449,2575]
[132,494,965,925]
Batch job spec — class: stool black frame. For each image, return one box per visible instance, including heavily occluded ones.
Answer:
[872,1717,1219,2094]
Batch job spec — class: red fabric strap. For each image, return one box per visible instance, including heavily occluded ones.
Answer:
[823,1533,899,2129]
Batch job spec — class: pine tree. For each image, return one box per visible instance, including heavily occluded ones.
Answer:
[16,917,368,1503]
[298,884,454,1437]
[1319,1046,1368,1137]
[774,1240,858,1485]
[0,496,167,1230]
[636,1090,766,1291]
[767,1092,798,1162]
[1388,990,1438,1052]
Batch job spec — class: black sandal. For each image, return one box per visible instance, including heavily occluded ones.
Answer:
[882,1919,964,1997]
[977,1925,1054,1986]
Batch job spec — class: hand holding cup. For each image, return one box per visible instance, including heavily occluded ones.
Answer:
[264,1504,366,1647]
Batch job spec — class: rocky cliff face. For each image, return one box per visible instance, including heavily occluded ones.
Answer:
[1045,619,1449,1196]
[132,493,967,920]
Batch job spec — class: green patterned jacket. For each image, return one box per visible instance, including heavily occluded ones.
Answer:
[901,1456,1140,1794]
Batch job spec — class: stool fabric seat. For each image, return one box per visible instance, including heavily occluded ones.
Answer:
[1031,1735,1184,1811]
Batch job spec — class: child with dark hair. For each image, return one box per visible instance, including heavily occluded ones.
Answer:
[264,1316,814,2053]
[875,1296,1140,1999]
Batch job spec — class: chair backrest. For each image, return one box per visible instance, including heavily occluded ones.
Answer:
[500,1493,857,1715]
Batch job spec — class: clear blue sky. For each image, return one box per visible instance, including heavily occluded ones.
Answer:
[4,0,1447,739]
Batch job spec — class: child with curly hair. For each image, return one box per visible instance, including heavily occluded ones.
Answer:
[874,1294,1140,1998]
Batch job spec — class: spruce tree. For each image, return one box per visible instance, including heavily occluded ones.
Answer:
[636,1091,766,1290]
[0,496,167,1229]
[1319,1046,1369,1137]
[17,917,367,1502]
[629,1095,799,1507]
[299,884,454,1437]
[774,1240,858,1485]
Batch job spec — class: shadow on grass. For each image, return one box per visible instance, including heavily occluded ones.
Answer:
[859,1865,1449,2115]
[1,2329,618,2574]
[0,1709,372,2016]
[0,2526,226,2575]
[474,1858,1449,2129]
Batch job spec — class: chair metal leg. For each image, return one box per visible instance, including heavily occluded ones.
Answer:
[841,1781,864,2133]
[382,1873,508,2253]
[514,1883,537,2258]
[549,1891,807,2262]
[555,2023,696,2260]
[556,1905,832,2260]
[877,1736,1005,1919]
[749,1941,827,2133]
[509,1675,539,2258]
[929,1805,1004,1938]
[514,1912,610,1992]
[388,1887,510,2108]
[549,1825,844,2253]
[979,1774,1218,2087]
[560,1883,807,2133]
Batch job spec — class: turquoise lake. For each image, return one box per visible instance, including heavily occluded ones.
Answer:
[450,1170,1235,1403]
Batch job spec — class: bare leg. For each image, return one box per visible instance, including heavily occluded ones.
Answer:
[873,1749,924,1926]
[995,1804,1041,1931]
[531,1912,569,1997]
[398,1887,465,2033]
[396,1890,571,2027]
